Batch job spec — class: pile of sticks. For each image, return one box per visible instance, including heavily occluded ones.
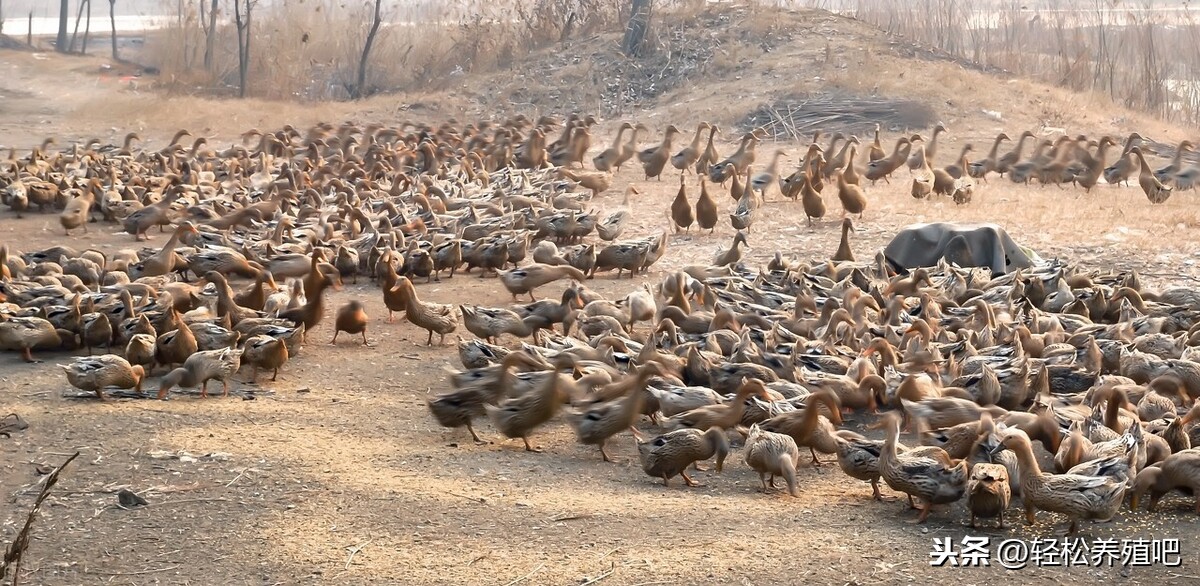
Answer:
[743,94,936,140]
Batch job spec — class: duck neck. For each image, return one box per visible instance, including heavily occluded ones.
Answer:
[1008,437,1043,479]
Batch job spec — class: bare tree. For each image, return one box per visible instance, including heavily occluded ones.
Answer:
[353,0,384,99]
[234,0,255,98]
[82,0,92,54]
[200,0,218,71]
[56,0,69,52]
[70,0,92,53]
[622,0,653,57]
[109,0,118,59]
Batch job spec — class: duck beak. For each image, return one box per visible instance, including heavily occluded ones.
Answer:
[987,443,1005,458]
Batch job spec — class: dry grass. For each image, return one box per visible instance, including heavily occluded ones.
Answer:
[843,0,1200,125]
[144,0,632,100]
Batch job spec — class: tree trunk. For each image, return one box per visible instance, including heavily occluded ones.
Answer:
[56,0,70,52]
[354,0,384,99]
[203,0,218,71]
[70,0,88,52]
[109,0,118,59]
[0,0,5,37]
[82,0,91,54]
[28,10,33,47]
[622,0,653,57]
[235,0,252,98]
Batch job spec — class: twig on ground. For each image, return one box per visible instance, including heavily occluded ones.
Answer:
[501,562,545,586]
[225,468,249,487]
[84,565,180,576]
[448,492,486,503]
[344,538,373,570]
[580,562,616,586]
[155,497,231,506]
[0,452,79,586]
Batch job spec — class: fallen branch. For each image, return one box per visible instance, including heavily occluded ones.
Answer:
[225,468,249,487]
[344,538,373,570]
[502,562,545,586]
[580,562,616,586]
[0,452,79,586]
[84,565,180,576]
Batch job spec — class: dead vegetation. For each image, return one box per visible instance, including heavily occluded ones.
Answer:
[744,94,936,140]
[849,0,1200,124]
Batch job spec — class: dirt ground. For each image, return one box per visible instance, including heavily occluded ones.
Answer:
[5,10,1200,585]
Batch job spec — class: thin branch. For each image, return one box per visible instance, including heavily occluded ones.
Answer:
[0,452,79,586]
[501,562,545,586]
[84,565,180,576]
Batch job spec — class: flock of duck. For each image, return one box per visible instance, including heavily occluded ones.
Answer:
[1,115,1199,535]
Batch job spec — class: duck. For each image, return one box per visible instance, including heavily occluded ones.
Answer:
[597,187,636,242]
[879,412,969,523]
[390,275,458,346]
[429,352,548,443]
[60,184,95,235]
[637,426,730,487]
[712,231,748,267]
[241,334,289,382]
[996,130,1036,176]
[0,315,60,362]
[671,122,712,175]
[710,130,763,181]
[760,390,844,465]
[832,429,940,501]
[569,361,666,461]
[801,164,827,224]
[670,175,694,233]
[1130,449,1200,513]
[907,124,946,171]
[992,426,1125,534]
[835,170,866,218]
[751,149,787,200]
[665,378,772,431]
[60,355,146,400]
[640,125,682,180]
[592,122,635,172]
[1103,132,1144,186]
[866,137,912,184]
[867,124,885,161]
[832,218,855,262]
[647,383,724,417]
[745,423,801,496]
[694,124,721,175]
[461,304,538,343]
[500,264,586,302]
[122,185,184,241]
[486,365,575,452]
[80,311,113,355]
[968,133,1011,180]
[1131,146,1172,204]
[157,347,243,400]
[694,178,718,234]
[620,284,657,331]
[279,269,339,342]
[967,463,1012,529]
[729,169,759,232]
[331,300,369,345]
